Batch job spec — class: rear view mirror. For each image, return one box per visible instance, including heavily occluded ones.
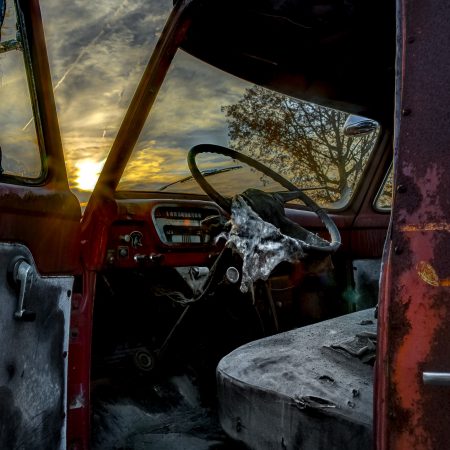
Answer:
[343,114,379,136]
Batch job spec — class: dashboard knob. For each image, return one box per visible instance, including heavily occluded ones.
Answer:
[120,234,131,243]
[134,254,147,263]
[225,267,240,284]
[134,253,164,264]
[149,253,164,264]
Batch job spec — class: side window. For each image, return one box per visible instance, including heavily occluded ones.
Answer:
[374,165,393,210]
[0,1,42,180]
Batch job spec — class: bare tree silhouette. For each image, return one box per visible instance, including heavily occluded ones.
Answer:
[222,86,378,205]
[375,166,393,209]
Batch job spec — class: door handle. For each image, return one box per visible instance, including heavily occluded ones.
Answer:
[423,372,450,386]
[10,258,36,322]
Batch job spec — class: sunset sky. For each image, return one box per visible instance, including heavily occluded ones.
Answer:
[1,0,376,207]
[40,0,172,201]
[37,0,255,203]
[0,0,284,204]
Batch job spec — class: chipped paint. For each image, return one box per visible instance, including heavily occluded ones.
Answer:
[416,261,450,287]
[69,389,85,410]
[376,0,450,446]
[401,223,450,233]
[390,233,446,449]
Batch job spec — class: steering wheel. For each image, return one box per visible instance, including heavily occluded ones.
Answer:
[188,144,341,254]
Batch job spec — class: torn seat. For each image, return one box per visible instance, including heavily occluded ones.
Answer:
[217,308,376,450]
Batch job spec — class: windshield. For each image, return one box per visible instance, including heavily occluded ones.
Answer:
[41,1,379,209]
[118,49,380,208]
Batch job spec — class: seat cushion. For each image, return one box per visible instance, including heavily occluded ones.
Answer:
[217,308,376,450]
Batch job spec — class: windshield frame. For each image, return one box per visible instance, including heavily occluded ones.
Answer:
[84,0,195,212]
[0,0,69,187]
[85,0,386,217]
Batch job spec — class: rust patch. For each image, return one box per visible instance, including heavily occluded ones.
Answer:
[416,261,450,287]
[416,288,450,449]
[387,290,412,436]
[387,233,414,436]
[418,232,450,446]
[395,172,423,215]
[416,261,439,286]
[401,223,450,232]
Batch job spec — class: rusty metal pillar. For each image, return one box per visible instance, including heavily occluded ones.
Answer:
[375,0,450,448]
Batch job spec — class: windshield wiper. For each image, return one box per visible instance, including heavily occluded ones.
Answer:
[159,165,243,191]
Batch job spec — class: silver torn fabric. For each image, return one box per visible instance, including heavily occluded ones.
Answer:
[225,196,307,292]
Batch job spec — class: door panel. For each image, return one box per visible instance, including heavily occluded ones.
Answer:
[0,243,72,449]
[0,1,81,448]
[0,185,81,274]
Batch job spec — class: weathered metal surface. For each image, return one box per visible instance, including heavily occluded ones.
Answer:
[375,0,450,448]
[0,185,81,274]
[0,243,72,449]
[16,0,70,186]
[67,271,95,450]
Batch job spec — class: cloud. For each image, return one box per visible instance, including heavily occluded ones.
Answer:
[113,49,253,193]
[144,51,249,139]
[37,0,173,194]
[118,143,191,191]
[1,0,257,200]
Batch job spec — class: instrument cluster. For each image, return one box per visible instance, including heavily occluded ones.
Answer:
[105,200,223,268]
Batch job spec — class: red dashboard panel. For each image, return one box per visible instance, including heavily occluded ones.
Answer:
[104,199,223,269]
[97,194,387,270]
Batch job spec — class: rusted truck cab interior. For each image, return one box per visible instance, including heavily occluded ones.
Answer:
[0,0,409,449]
[2,0,450,448]
[75,1,395,449]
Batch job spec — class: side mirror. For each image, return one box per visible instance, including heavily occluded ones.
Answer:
[343,114,379,136]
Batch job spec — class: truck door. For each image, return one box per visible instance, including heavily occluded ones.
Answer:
[0,1,80,448]
[376,0,450,448]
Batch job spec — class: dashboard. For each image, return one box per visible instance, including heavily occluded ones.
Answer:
[105,199,224,269]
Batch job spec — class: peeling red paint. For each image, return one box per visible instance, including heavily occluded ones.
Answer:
[376,0,450,447]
